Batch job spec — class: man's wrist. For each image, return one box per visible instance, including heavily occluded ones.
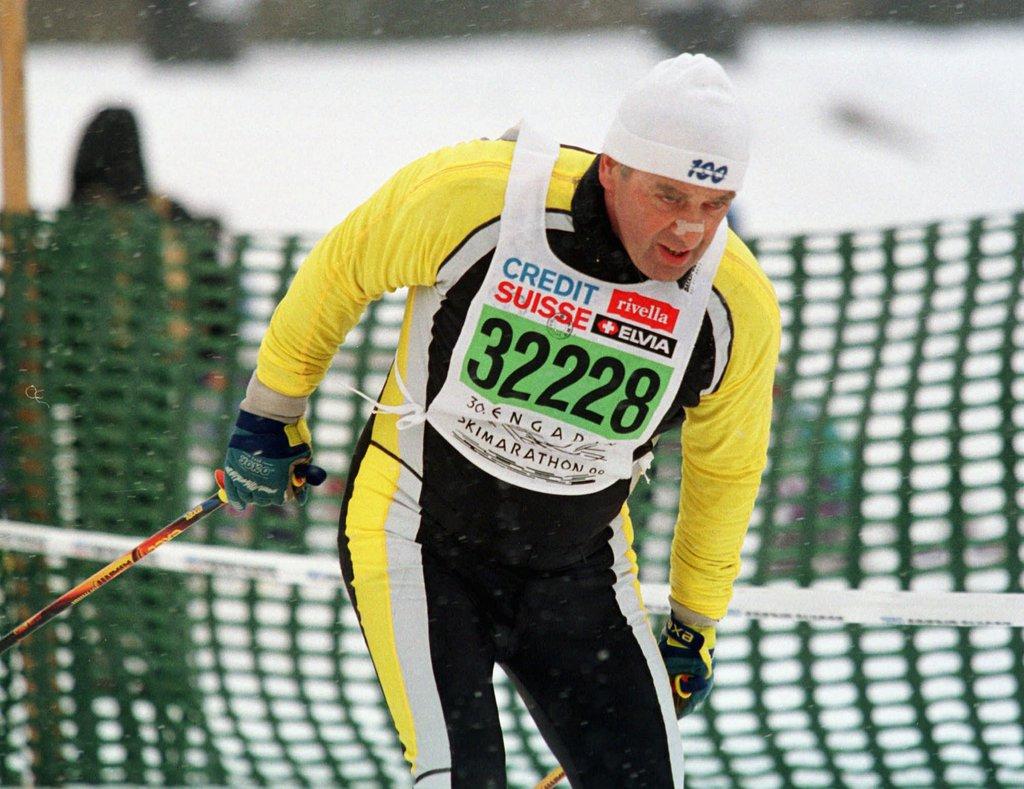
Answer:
[240,372,308,423]
[668,597,719,629]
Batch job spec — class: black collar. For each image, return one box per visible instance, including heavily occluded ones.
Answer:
[569,158,647,284]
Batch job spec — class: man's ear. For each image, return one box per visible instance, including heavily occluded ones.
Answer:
[598,154,618,191]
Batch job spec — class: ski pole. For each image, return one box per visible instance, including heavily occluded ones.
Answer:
[0,465,325,654]
[534,766,565,788]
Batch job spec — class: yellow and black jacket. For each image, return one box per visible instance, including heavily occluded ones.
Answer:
[255,138,780,621]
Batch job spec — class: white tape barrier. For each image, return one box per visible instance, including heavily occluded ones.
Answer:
[2,519,1023,628]
[642,583,1024,628]
[0,519,341,588]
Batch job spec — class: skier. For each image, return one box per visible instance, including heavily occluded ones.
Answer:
[223,53,780,787]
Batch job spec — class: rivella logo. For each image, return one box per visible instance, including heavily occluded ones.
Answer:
[607,290,679,332]
[688,159,728,185]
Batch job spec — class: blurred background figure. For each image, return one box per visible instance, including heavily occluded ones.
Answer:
[67,104,229,386]
[70,106,197,223]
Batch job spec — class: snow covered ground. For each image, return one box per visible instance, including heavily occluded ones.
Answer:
[7,21,1024,237]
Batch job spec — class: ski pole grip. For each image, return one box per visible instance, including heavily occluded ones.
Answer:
[296,464,327,486]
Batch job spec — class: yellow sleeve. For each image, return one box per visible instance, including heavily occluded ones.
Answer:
[670,235,781,620]
[255,140,517,397]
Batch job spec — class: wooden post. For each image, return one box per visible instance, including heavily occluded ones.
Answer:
[1,0,29,213]
[1,7,52,782]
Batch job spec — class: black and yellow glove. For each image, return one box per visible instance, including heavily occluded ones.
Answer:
[222,410,317,507]
[658,613,716,718]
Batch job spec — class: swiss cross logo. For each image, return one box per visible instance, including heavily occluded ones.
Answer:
[596,317,620,336]
[607,290,679,332]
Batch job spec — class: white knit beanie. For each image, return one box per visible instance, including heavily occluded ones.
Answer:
[603,53,751,192]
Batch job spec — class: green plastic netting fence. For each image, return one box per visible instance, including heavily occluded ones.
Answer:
[1,208,1022,787]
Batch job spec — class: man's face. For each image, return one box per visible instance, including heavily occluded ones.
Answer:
[598,155,735,282]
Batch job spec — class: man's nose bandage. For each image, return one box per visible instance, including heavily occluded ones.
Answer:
[673,219,705,236]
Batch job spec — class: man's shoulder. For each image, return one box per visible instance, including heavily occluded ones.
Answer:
[376,138,595,234]
[403,138,595,203]
[399,139,515,196]
[363,140,517,239]
[713,230,780,324]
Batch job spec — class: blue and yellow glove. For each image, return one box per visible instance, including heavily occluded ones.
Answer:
[223,410,315,507]
[658,612,716,718]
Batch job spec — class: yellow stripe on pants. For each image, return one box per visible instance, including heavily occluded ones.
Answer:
[343,440,421,769]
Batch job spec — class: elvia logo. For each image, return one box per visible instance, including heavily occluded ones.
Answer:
[688,159,728,185]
